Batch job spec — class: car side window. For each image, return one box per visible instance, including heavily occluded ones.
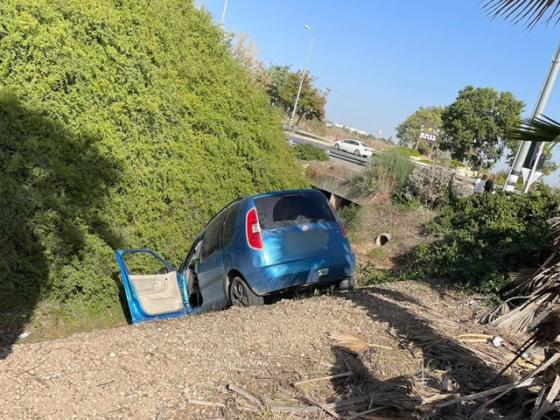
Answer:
[201,210,227,261]
[221,202,240,248]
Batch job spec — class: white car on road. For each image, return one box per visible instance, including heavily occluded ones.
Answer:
[332,139,374,158]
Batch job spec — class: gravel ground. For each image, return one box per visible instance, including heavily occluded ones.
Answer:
[0,281,523,419]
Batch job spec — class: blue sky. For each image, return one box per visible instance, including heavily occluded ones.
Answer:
[198,0,560,178]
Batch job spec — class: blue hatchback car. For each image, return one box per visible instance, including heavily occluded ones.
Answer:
[116,189,355,323]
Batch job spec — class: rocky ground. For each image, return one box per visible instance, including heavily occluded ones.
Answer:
[0,281,533,419]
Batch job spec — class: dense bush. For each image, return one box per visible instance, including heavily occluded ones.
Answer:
[0,0,306,325]
[353,149,414,194]
[396,166,470,208]
[411,189,560,293]
[390,146,422,157]
[293,143,329,161]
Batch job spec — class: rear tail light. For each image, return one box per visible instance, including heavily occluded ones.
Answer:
[246,208,263,250]
[340,223,347,237]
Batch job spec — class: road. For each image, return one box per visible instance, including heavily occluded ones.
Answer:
[285,132,370,167]
[285,131,476,186]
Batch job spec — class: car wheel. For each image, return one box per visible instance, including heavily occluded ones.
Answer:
[337,277,355,291]
[229,276,264,307]
[334,143,340,150]
[354,149,360,156]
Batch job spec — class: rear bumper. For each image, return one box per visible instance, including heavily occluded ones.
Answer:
[245,253,355,296]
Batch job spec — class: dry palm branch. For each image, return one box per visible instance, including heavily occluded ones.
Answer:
[482,217,560,332]
[478,216,560,418]
[483,0,560,28]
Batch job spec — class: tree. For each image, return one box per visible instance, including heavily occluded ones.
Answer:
[395,106,444,148]
[440,86,524,169]
[265,65,327,125]
[230,32,267,86]
[266,65,293,111]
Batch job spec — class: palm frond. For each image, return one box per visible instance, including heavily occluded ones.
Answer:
[483,0,560,28]
[508,115,560,143]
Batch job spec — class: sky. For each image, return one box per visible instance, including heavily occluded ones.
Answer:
[198,0,560,180]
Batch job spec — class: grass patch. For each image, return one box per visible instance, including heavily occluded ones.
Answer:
[355,263,404,287]
[337,203,361,233]
[293,143,329,161]
[367,247,387,260]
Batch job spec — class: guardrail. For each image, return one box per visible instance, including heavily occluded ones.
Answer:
[283,125,331,144]
[327,149,369,166]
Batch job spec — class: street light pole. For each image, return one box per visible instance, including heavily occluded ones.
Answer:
[220,0,229,26]
[504,41,560,192]
[289,25,314,128]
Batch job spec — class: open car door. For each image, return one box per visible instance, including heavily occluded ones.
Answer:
[115,248,188,324]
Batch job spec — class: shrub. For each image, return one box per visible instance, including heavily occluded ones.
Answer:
[411,190,560,294]
[353,149,414,194]
[390,146,422,157]
[355,263,403,287]
[293,143,329,161]
[395,165,468,209]
[0,0,306,325]
[336,203,360,232]
[417,141,432,156]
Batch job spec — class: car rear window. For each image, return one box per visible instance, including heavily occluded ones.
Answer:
[255,191,335,230]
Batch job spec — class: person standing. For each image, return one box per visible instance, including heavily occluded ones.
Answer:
[484,174,495,193]
[475,174,487,193]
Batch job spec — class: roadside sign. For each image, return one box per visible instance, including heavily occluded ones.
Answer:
[419,132,437,143]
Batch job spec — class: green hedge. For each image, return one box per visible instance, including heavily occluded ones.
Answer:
[0,0,306,321]
[411,188,560,293]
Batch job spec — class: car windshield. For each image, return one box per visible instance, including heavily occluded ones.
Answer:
[255,192,335,229]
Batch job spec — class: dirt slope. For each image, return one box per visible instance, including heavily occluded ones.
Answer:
[0,282,527,419]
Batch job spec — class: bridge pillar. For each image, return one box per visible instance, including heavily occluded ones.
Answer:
[329,194,340,209]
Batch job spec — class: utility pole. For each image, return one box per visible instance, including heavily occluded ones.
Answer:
[504,42,560,192]
[289,25,314,128]
[220,0,228,26]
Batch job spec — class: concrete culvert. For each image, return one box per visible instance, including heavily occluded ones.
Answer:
[375,233,391,247]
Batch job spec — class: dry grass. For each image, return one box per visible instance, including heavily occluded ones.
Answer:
[350,201,436,270]
[329,332,393,354]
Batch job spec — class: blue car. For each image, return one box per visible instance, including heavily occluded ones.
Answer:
[115,189,355,323]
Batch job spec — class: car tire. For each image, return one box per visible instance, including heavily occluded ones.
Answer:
[354,149,360,156]
[337,277,355,291]
[229,276,264,307]
[334,143,340,150]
